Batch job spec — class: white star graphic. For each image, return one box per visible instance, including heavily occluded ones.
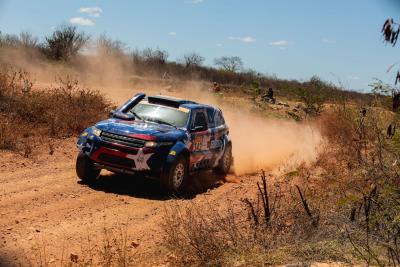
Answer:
[126,149,153,171]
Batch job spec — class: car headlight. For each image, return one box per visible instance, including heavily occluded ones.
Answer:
[92,127,102,137]
[144,141,174,148]
[144,141,157,148]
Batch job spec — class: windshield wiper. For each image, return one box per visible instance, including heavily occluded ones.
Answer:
[151,119,177,129]
[130,111,144,121]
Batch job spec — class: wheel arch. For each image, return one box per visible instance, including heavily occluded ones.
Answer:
[165,141,190,170]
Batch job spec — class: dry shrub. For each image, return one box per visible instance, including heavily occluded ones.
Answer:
[0,118,17,150]
[26,222,136,267]
[163,201,251,266]
[45,76,112,135]
[162,173,353,266]
[243,171,353,264]
[0,66,111,155]
[163,105,400,266]
[319,108,358,147]
[95,223,135,267]
[310,105,400,266]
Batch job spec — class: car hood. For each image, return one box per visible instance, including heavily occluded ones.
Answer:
[95,118,186,141]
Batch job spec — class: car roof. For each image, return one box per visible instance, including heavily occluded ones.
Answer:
[147,95,218,111]
[181,103,215,110]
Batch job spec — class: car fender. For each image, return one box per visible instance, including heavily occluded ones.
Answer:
[164,141,190,170]
[77,127,92,149]
[76,127,99,154]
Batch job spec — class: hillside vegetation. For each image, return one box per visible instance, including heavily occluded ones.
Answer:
[0,27,382,106]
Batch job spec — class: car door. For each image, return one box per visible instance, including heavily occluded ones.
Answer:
[189,109,212,171]
[207,108,225,166]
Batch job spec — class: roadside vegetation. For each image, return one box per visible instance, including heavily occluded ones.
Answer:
[162,102,400,266]
[0,66,111,156]
[25,222,137,267]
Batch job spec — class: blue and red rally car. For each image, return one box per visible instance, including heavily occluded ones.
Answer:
[76,93,232,193]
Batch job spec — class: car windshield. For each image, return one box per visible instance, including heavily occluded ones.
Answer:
[130,102,189,128]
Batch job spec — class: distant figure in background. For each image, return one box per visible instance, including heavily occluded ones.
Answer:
[212,82,221,93]
[358,107,367,137]
[387,123,396,139]
[263,87,275,104]
[361,107,367,117]
[393,91,400,112]
[267,87,274,99]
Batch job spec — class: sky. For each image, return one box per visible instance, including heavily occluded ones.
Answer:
[0,0,399,92]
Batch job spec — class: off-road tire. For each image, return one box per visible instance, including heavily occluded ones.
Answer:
[161,155,188,194]
[214,143,232,176]
[76,152,100,183]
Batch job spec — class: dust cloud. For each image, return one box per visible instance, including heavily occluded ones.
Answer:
[145,82,323,175]
[226,113,322,175]
[0,45,131,91]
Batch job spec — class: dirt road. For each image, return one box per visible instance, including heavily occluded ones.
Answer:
[0,139,254,266]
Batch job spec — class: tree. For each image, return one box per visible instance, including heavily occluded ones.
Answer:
[19,32,38,48]
[299,76,328,115]
[183,52,204,68]
[214,56,243,72]
[44,26,89,61]
[0,31,38,48]
[141,48,169,65]
[0,31,20,47]
[97,34,127,56]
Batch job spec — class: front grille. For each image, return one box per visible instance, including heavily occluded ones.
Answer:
[101,131,146,148]
[98,153,136,168]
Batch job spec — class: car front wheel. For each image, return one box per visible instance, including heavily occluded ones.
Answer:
[162,155,188,194]
[76,151,100,183]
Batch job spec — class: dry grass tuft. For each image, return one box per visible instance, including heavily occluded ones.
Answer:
[26,222,136,267]
[162,172,353,266]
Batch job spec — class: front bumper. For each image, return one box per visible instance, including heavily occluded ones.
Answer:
[77,134,171,175]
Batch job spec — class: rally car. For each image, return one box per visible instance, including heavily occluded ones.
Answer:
[76,93,232,193]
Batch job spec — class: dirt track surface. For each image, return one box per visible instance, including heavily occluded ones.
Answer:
[0,139,255,266]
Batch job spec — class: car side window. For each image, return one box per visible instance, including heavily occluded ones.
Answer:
[206,108,216,128]
[192,111,208,131]
[215,110,225,127]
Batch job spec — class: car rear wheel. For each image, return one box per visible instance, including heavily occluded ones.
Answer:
[214,143,232,176]
[76,152,100,183]
[162,155,188,194]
